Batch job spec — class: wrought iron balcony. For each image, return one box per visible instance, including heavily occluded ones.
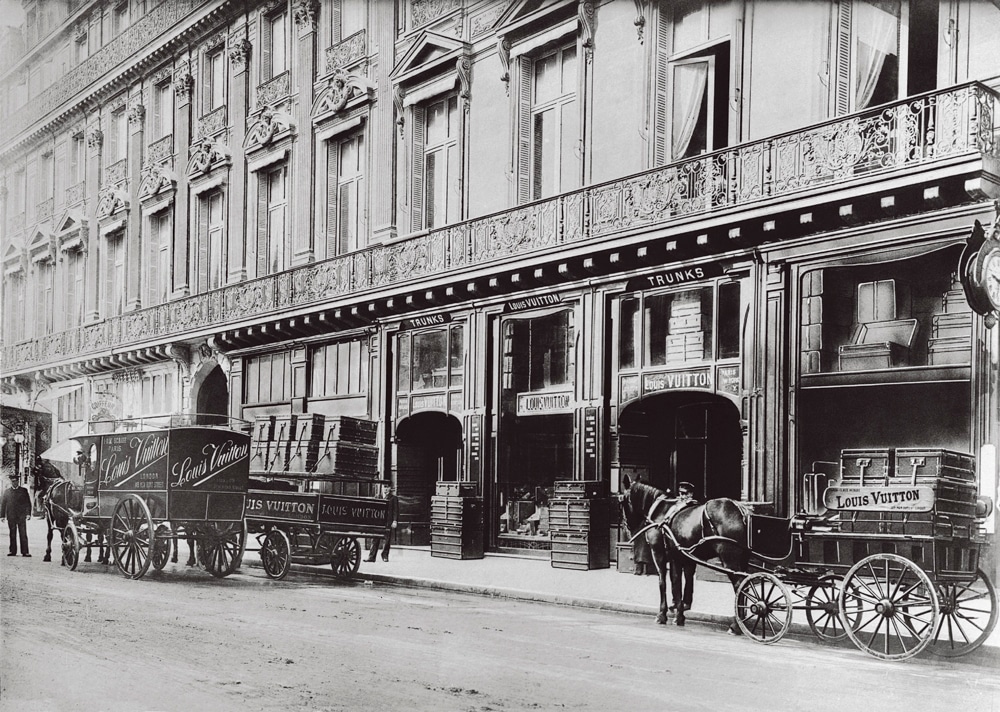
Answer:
[3,82,998,376]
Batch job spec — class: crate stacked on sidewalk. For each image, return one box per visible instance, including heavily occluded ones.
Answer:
[834,448,978,538]
[313,416,379,478]
[549,480,611,570]
[430,482,484,559]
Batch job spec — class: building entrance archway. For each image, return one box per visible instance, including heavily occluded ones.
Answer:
[193,364,229,425]
[618,392,742,502]
[394,411,463,545]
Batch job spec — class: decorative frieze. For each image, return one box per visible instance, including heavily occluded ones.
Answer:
[197,105,228,138]
[150,65,173,87]
[229,37,252,72]
[411,0,461,29]
[256,71,291,107]
[324,30,366,75]
[204,30,227,52]
[471,4,504,37]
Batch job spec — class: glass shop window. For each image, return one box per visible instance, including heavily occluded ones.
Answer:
[645,288,713,366]
[396,325,465,393]
[502,310,574,393]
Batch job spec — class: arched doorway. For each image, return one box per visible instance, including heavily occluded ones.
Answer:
[193,365,229,425]
[394,411,463,545]
[618,392,742,501]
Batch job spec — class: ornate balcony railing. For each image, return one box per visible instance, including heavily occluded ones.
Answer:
[324,30,366,75]
[66,181,87,206]
[3,82,998,374]
[147,134,174,164]
[196,106,227,138]
[105,158,128,185]
[35,197,54,220]
[256,71,291,107]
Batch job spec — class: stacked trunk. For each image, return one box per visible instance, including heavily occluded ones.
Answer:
[313,416,379,477]
[549,480,610,570]
[430,482,483,559]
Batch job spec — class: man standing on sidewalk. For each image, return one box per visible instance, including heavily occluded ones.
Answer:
[366,485,398,562]
[1,474,32,557]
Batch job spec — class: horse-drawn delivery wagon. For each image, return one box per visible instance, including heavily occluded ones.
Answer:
[44,416,251,580]
[243,414,390,580]
[622,447,996,661]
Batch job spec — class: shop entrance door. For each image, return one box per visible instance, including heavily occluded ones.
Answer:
[617,392,741,501]
[394,412,463,546]
[194,365,229,425]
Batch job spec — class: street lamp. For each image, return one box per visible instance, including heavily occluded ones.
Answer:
[13,432,25,486]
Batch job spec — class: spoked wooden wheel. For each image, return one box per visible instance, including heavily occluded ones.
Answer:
[927,569,997,657]
[330,536,361,579]
[734,572,793,644]
[61,520,81,571]
[805,574,855,642]
[151,524,172,572]
[260,529,292,580]
[109,495,155,580]
[198,521,246,579]
[840,553,940,661]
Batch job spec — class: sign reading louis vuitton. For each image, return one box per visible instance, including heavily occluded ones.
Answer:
[504,294,562,312]
[626,263,724,292]
[517,389,574,415]
[643,368,713,393]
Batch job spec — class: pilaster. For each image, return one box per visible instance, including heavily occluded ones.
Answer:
[125,94,145,311]
[84,118,103,323]
[292,5,318,266]
[173,59,195,297]
[370,0,397,243]
[228,31,252,282]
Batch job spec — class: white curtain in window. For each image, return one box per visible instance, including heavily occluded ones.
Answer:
[671,62,709,161]
[853,1,899,110]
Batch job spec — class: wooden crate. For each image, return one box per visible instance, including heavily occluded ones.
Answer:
[290,413,326,442]
[321,416,379,445]
[435,482,478,497]
[313,441,379,476]
[431,525,484,559]
[552,480,606,499]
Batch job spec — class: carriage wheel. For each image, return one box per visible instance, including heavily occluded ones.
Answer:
[109,495,155,580]
[927,569,998,657]
[805,574,856,642]
[260,529,292,580]
[840,553,940,661]
[734,572,793,644]
[314,532,337,564]
[330,536,361,579]
[151,524,172,572]
[61,520,81,571]
[198,522,246,579]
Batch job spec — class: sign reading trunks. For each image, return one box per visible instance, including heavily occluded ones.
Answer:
[626,262,724,292]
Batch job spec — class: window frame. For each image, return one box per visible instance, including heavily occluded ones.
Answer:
[204,48,226,114]
[326,129,366,256]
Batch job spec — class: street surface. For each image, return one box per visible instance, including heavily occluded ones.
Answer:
[2,551,998,712]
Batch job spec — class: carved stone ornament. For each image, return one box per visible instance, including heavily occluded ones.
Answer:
[187,136,232,177]
[457,56,472,112]
[312,71,375,119]
[633,0,646,43]
[87,128,104,149]
[579,1,596,61]
[96,185,130,219]
[229,37,252,71]
[138,163,177,200]
[393,85,406,139]
[127,102,145,125]
[244,108,294,151]
[174,68,195,99]
[293,0,320,33]
[411,0,461,29]
[498,37,511,95]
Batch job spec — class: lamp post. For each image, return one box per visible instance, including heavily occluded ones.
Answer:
[13,432,25,486]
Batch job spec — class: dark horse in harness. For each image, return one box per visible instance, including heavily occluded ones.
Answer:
[620,476,749,630]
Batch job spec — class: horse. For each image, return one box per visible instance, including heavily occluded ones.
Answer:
[619,475,749,630]
[42,479,110,566]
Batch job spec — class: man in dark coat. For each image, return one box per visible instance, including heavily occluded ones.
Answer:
[365,484,399,562]
[668,481,698,612]
[1,474,33,557]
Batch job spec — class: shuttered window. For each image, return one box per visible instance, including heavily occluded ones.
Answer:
[309,338,370,397]
[204,50,225,114]
[259,166,287,275]
[424,95,460,229]
[326,132,365,256]
[145,211,171,306]
[833,0,904,115]
[245,351,292,404]
[197,191,225,292]
[36,260,54,335]
[261,10,288,81]
[102,229,125,318]
[516,43,579,203]
[153,81,173,139]
[66,248,86,329]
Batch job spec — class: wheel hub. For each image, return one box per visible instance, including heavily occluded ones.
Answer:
[751,601,767,616]
[875,598,895,617]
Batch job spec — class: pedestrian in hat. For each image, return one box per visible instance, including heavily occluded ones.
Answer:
[365,484,398,563]
[1,474,33,557]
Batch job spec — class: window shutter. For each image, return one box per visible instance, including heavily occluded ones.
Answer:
[331,0,343,44]
[834,0,852,116]
[516,55,532,204]
[260,14,273,82]
[201,55,212,115]
[326,140,339,257]
[146,220,156,306]
[257,175,269,276]
[411,104,426,231]
[102,236,113,317]
[338,181,351,255]
[652,8,671,167]
[198,198,210,292]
